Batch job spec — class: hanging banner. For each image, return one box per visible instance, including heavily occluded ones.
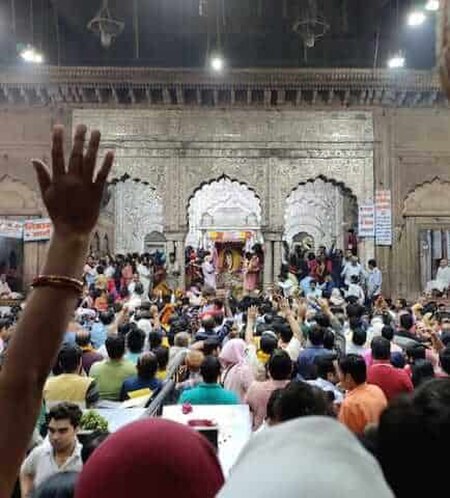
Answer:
[208,231,254,243]
[23,219,52,242]
[0,219,23,239]
[358,204,375,238]
[375,190,392,246]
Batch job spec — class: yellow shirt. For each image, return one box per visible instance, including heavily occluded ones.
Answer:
[156,369,167,381]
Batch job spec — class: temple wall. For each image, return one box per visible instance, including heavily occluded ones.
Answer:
[1,105,450,297]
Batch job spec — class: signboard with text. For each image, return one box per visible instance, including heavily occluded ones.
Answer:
[0,219,23,239]
[23,219,52,242]
[358,204,375,238]
[375,190,392,246]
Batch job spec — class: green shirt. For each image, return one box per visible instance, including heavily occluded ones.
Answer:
[90,359,136,401]
[179,383,239,405]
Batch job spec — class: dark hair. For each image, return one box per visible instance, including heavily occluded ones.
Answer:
[200,356,221,383]
[368,259,377,268]
[105,336,125,360]
[406,343,426,362]
[260,334,278,355]
[133,283,144,296]
[391,352,406,369]
[126,328,145,354]
[47,402,82,428]
[411,359,435,388]
[266,388,284,422]
[323,329,336,350]
[315,313,330,328]
[339,354,367,385]
[137,352,158,380]
[32,471,78,498]
[202,316,216,331]
[149,331,163,350]
[81,432,110,464]
[75,330,92,348]
[439,346,450,375]
[314,354,338,380]
[399,313,414,331]
[274,322,293,344]
[96,265,104,275]
[371,336,391,360]
[0,318,10,331]
[268,350,292,381]
[99,311,115,326]
[58,345,82,373]
[346,303,364,319]
[309,325,325,346]
[397,298,408,309]
[154,346,169,371]
[378,379,450,496]
[275,381,331,423]
[203,337,220,356]
[352,328,367,347]
[381,325,394,342]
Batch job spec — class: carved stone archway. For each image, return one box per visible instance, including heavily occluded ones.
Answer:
[396,179,450,297]
[0,175,42,215]
[186,176,262,248]
[284,177,358,250]
[403,178,450,217]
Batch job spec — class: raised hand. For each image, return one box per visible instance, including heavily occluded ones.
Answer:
[247,305,259,322]
[32,124,114,237]
[279,298,292,317]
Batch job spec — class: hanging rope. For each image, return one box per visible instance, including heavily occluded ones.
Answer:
[133,0,140,59]
[30,0,34,44]
[10,0,16,38]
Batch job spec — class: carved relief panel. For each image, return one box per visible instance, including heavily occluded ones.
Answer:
[114,181,164,254]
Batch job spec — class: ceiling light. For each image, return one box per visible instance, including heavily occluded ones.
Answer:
[407,10,427,27]
[20,45,44,64]
[425,0,439,11]
[387,53,405,69]
[210,56,225,72]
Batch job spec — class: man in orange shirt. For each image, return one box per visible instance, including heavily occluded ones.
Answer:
[337,354,387,435]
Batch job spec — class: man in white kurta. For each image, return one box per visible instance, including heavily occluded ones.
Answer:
[426,259,450,294]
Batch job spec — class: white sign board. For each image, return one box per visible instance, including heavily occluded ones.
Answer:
[0,219,23,239]
[375,190,392,246]
[23,219,52,242]
[358,204,375,238]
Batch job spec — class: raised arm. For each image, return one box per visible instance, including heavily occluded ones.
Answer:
[0,125,113,497]
[280,298,303,344]
[245,305,258,345]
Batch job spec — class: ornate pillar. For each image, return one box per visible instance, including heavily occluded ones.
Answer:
[166,231,186,289]
[263,231,283,285]
[175,238,186,289]
[263,240,273,288]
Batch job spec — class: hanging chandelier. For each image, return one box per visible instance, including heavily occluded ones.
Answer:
[87,0,125,48]
[292,0,329,61]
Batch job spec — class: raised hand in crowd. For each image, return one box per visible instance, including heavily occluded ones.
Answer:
[245,305,259,344]
[0,125,113,498]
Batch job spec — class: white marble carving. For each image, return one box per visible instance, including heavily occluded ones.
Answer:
[186,178,262,248]
[114,181,164,253]
[284,178,357,249]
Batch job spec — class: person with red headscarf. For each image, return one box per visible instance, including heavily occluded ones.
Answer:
[75,419,224,498]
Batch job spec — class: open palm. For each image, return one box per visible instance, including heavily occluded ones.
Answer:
[32,124,114,237]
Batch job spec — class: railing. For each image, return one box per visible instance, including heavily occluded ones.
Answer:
[144,350,187,418]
